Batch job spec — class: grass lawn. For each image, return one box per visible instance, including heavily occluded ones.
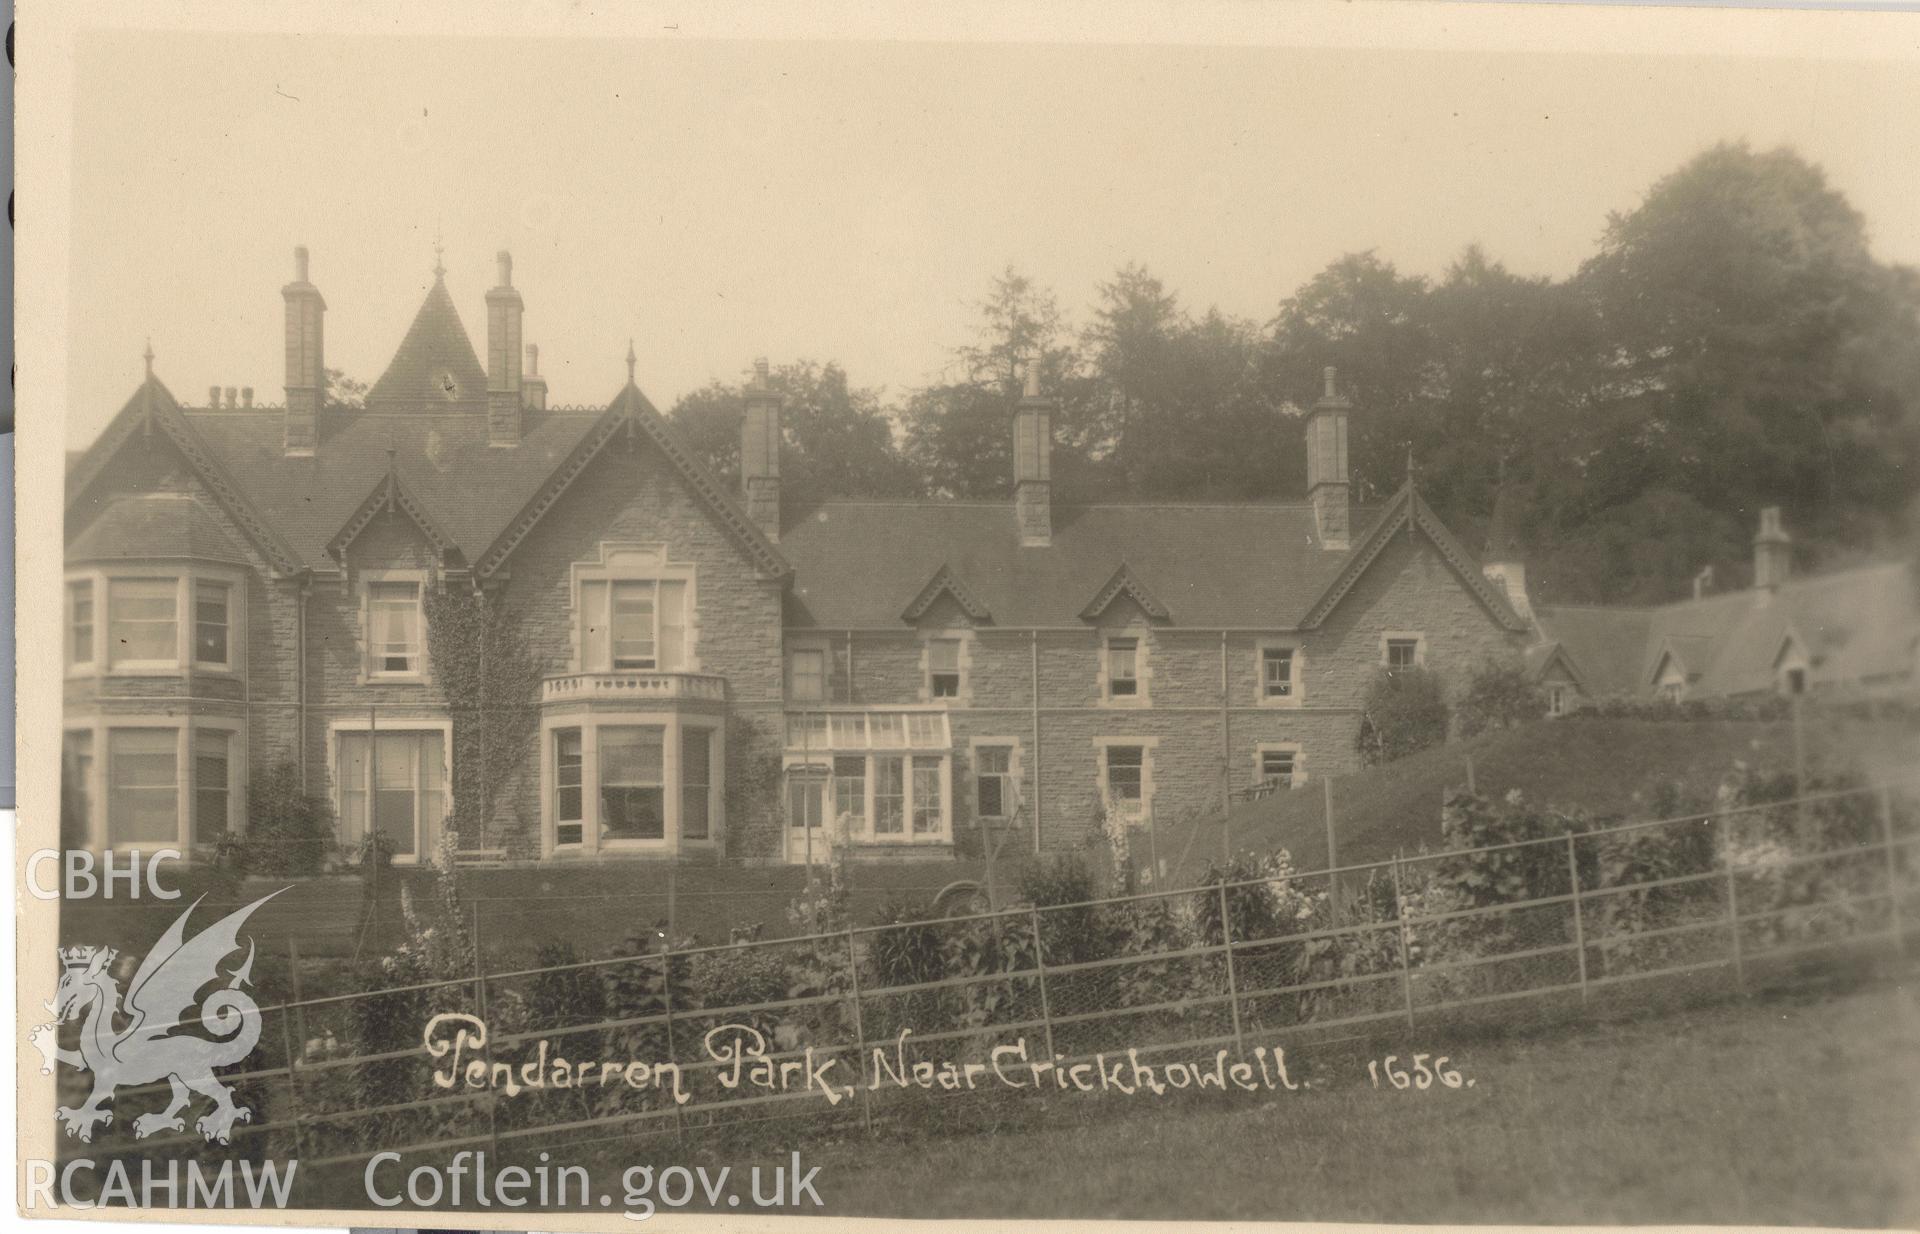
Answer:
[793,979,1920,1225]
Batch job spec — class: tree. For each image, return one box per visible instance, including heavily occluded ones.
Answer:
[668,360,915,503]
[1576,142,1920,575]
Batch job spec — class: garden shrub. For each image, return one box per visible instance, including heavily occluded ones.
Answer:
[232,762,333,877]
[1356,666,1451,766]
[1457,660,1547,737]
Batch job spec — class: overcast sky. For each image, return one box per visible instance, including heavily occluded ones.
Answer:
[65,29,1920,446]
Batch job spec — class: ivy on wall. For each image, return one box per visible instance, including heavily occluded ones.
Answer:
[422,583,545,852]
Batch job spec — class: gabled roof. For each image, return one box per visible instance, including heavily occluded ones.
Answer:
[68,493,251,565]
[1079,563,1172,622]
[901,564,992,623]
[327,465,459,563]
[1649,634,1713,685]
[1523,640,1590,694]
[780,499,1398,629]
[67,376,305,576]
[365,275,489,414]
[1300,482,1529,632]
[472,382,790,581]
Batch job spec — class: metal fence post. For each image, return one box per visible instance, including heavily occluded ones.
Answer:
[472,902,502,1158]
[1723,815,1746,992]
[661,948,687,1142]
[1390,857,1416,1028]
[844,928,875,1135]
[1030,904,1057,1064]
[278,1004,305,1160]
[1216,882,1246,1057]
[1565,832,1589,1005]
[1879,786,1907,959]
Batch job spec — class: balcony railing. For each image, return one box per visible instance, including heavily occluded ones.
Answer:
[542,671,727,704]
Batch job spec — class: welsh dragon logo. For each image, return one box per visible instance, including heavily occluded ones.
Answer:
[30,891,282,1145]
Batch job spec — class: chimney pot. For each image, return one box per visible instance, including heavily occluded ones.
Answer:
[525,343,540,376]
[1324,366,1338,400]
[241,386,254,408]
[209,385,221,408]
[294,245,309,283]
[1023,362,1041,401]
[753,356,770,385]
[496,250,513,287]
[224,386,238,409]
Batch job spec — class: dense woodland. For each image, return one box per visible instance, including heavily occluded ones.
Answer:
[659,145,1920,605]
[662,143,1920,605]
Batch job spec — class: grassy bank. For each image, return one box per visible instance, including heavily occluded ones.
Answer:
[798,980,1919,1225]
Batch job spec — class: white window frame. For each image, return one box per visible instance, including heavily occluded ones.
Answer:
[66,578,96,671]
[359,570,428,684]
[1096,736,1158,826]
[1253,742,1306,789]
[569,543,700,674]
[1546,683,1569,717]
[921,633,972,705]
[63,566,244,678]
[1654,654,1689,704]
[538,712,724,858]
[779,709,954,846]
[63,716,246,856]
[1255,638,1304,707]
[1099,629,1152,707]
[969,737,1023,822]
[327,719,452,866]
[1381,631,1427,672]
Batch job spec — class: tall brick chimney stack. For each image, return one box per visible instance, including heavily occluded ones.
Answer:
[1013,363,1054,547]
[522,343,548,412]
[1306,365,1351,550]
[1753,506,1792,601]
[741,357,782,543]
[281,245,326,456]
[486,250,524,446]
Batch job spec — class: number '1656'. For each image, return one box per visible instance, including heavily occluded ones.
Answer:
[1367,1055,1470,1090]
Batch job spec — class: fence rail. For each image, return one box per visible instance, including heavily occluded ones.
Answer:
[54,776,1920,1178]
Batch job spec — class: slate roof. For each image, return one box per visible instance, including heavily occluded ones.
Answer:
[364,275,489,414]
[779,486,1529,632]
[68,493,251,565]
[1533,559,1917,698]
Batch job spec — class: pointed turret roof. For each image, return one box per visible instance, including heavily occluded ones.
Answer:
[365,274,488,413]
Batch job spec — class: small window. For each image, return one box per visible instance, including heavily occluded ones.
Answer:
[874,756,906,835]
[1104,745,1146,822]
[833,755,868,831]
[789,649,826,702]
[1262,647,1294,699]
[1386,638,1421,672]
[928,638,962,699]
[108,729,178,845]
[62,731,95,847]
[368,582,422,675]
[67,581,94,667]
[1783,667,1807,696]
[1260,749,1296,788]
[195,581,231,666]
[1547,685,1568,717]
[1107,638,1139,699]
[911,756,944,835]
[193,728,232,844]
[976,745,1013,819]
[682,728,713,841]
[110,578,179,666]
[554,729,584,847]
[600,726,666,842]
[1659,680,1686,704]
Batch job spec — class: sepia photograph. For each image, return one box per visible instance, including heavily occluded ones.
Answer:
[16,2,1920,1227]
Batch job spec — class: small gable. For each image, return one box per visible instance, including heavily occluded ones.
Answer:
[1080,563,1171,623]
[902,565,991,625]
[1301,484,1528,633]
[328,468,459,566]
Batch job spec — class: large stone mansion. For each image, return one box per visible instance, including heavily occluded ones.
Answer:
[80,247,1898,869]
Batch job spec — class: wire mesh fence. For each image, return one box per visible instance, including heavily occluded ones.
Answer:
[52,776,1920,1185]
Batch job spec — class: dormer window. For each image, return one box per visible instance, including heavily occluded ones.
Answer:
[367,580,424,678]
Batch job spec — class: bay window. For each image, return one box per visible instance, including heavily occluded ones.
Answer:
[64,568,241,674]
[541,717,723,855]
[63,719,245,853]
